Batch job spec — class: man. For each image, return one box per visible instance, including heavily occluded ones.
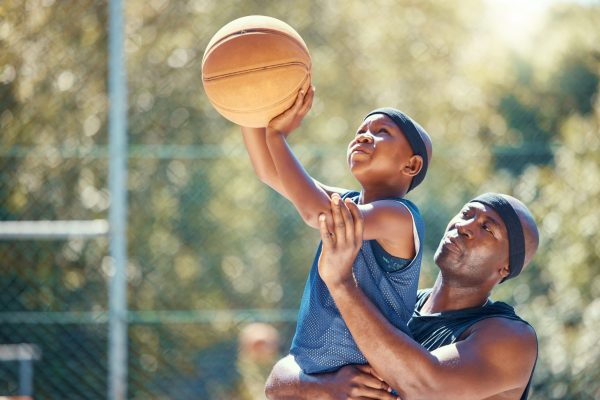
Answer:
[265,193,539,400]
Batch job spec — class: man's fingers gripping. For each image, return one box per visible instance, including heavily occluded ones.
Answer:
[318,213,335,249]
[345,199,364,245]
[331,194,347,245]
[347,375,398,400]
[339,196,356,243]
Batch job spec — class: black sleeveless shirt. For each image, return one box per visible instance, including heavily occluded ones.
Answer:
[408,289,537,399]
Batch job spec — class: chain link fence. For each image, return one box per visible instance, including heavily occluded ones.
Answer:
[1,0,599,398]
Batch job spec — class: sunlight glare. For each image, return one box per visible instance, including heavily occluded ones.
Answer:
[483,0,551,49]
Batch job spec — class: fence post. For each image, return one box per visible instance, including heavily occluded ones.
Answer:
[0,344,41,397]
[108,0,128,399]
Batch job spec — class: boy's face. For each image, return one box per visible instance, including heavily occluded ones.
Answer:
[347,114,414,183]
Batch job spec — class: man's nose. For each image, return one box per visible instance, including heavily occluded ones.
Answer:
[456,220,473,239]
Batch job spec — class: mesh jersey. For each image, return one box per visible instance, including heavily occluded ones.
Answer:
[290,191,424,373]
[409,288,537,400]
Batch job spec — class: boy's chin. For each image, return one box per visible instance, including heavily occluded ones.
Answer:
[349,168,369,184]
[348,160,370,174]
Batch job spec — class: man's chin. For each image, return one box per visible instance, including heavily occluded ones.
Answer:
[433,247,451,265]
[434,249,463,275]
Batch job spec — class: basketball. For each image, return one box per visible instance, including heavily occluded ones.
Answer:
[202,15,311,128]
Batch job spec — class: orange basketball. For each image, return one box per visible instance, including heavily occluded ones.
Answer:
[202,15,311,128]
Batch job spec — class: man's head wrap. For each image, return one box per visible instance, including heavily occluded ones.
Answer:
[471,193,526,283]
[363,108,430,192]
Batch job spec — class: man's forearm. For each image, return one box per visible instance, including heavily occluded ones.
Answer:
[265,355,330,400]
[329,282,438,397]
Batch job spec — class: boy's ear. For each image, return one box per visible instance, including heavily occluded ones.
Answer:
[403,155,423,177]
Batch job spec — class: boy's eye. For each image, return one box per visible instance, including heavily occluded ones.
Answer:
[378,129,389,135]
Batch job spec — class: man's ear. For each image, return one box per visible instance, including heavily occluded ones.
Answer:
[499,264,510,280]
[403,155,423,177]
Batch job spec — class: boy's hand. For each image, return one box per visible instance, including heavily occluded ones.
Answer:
[317,193,364,289]
[268,85,315,137]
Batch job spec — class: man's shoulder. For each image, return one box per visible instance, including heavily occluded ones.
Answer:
[461,316,538,383]
[466,316,537,350]
[428,313,537,399]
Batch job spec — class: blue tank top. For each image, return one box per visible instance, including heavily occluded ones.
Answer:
[290,191,424,374]
[409,289,537,400]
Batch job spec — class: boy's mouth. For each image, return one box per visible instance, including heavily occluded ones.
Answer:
[349,145,371,155]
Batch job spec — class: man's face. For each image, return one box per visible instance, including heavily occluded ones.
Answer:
[434,201,510,285]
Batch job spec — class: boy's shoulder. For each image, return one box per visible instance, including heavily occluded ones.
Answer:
[341,190,420,210]
[342,191,423,227]
[395,197,420,213]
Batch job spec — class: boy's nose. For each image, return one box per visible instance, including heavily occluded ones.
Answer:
[356,132,374,143]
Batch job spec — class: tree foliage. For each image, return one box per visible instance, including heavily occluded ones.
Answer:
[0,0,598,398]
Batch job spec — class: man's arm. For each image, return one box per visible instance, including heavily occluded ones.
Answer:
[317,198,538,400]
[265,355,398,400]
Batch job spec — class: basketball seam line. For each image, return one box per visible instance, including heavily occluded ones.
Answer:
[208,74,310,113]
[203,28,310,64]
[203,62,309,81]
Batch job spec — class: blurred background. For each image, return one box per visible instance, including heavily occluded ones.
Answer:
[1,0,599,398]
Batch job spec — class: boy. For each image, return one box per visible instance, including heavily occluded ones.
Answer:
[240,86,432,373]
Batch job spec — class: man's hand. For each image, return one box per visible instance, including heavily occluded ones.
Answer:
[323,364,398,400]
[268,85,315,137]
[317,193,364,289]
[265,355,398,400]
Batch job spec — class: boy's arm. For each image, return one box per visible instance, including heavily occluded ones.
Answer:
[241,127,348,201]
[265,89,414,245]
[265,87,334,228]
[265,355,398,400]
[241,126,290,199]
[247,88,415,248]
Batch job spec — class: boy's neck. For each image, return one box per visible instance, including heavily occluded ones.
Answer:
[359,185,408,204]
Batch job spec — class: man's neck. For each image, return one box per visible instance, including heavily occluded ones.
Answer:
[422,275,491,314]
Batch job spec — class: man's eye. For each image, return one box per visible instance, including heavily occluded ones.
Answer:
[483,224,493,234]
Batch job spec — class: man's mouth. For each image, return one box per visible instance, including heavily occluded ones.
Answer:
[442,235,462,254]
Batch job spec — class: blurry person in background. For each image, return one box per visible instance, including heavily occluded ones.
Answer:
[236,322,281,400]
